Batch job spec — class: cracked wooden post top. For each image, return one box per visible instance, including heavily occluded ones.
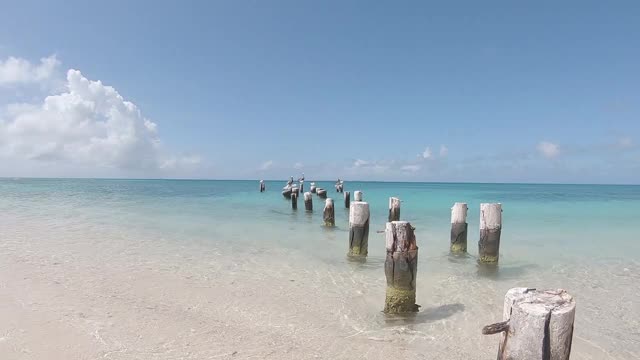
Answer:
[483,287,576,360]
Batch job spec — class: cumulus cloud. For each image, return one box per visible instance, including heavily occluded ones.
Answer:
[439,145,448,157]
[537,141,560,159]
[0,55,60,86]
[353,159,370,167]
[0,60,199,173]
[422,147,432,159]
[259,160,274,170]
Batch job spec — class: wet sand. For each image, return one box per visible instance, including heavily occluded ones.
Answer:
[1,213,638,359]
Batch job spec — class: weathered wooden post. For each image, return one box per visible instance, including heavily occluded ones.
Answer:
[479,203,502,264]
[292,185,300,197]
[450,202,468,253]
[323,198,335,226]
[291,192,298,210]
[259,180,265,192]
[482,288,576,360]
[388,197,400,221]
[317,188,327,199]
[344,191,350,209]
[384,221,419,313]
[354,190,363,201]
[348,201,369,258]
[304,192,313,211]
[299,181,304,193]
[282,186,292,199]
[310,182,317,194]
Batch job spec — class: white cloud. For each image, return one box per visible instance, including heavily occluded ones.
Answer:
[0,64,199,173]
[260,160,274,170]
[617,137,634,149]
[422,147,432,159]
[353,159,369,167]
[537,141,560,159]
[401,164,421,172]
[293,162,303,169]
[0,55,60,86]
[439,145,448,157]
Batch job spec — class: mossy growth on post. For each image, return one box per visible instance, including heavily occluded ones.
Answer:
[384,221,419,314]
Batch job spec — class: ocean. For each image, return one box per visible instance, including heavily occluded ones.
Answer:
[0,178,638,359]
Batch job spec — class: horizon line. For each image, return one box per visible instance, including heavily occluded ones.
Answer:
[1,176,638,186]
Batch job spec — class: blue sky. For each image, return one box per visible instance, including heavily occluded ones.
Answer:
[0,1,638,183]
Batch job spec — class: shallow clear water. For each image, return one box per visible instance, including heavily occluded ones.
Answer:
[0,178,638,359]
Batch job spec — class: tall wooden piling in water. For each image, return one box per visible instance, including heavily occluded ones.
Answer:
[348,201,369,258]
[344,191,350,209]
[291,192,298,210]
[323,198,335,226]
[450,202,468,253]
[304,192,313,211]
[259,180,265,192]
[354,191,363,201]
[310,182,317,194]
[482,288,576,360]
[299,181,304,193]
[479,203,502,264]
[384,221,419,313]
[317,188,327,199]
[388,197,401,222]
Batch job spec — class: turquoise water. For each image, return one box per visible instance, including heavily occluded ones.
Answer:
[2,178,639,261]
[1,178,638,359]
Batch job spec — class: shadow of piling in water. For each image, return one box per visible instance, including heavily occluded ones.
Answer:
[383,303,465,325]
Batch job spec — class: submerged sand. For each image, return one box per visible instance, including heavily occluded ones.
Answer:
[1,213,638,359]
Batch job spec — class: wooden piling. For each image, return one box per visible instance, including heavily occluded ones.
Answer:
[348,201,369,258]
[317,188,327,199]
[323,198,335,226]
[388,197,401,222]
[291,192,298,210]
[450,202,468,253]
[310,182,317,194]
[299,181,304,193]
[304,192,313,211]
[482,288,576,360]
[384,221,419,313]
[354,190,363,201]
[344,191,350,209]
[479,203,502,264]
[282,186,292,199]
[259,180,265,192]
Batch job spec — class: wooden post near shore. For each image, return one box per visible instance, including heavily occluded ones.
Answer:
[282,187,292,199]
[310,182,317,194]
[348,201,369,258]
[354,190,363,201]
[388,197,400,222]
[482,288,576,360]
[304,192,313,211]
[300,181,304,193]
[259,180,265,192]
[317,188,327,199]
[344,191,350,209]
[384,221,419,313]
[291,192,298,210]
[323,198,335,226]
[479,203,502,264]
[450,202,468,253]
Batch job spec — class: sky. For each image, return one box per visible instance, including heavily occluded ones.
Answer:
[0,1,639,183]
